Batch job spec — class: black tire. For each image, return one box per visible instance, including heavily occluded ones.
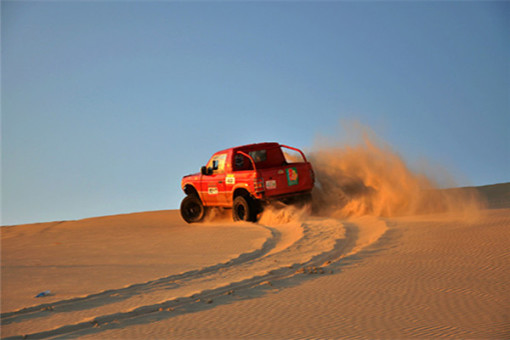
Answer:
[180,195,206,223]
[233,195,257,222]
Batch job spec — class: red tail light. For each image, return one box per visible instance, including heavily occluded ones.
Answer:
[254,178,264,192]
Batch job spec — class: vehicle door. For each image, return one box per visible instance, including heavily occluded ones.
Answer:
[201,153,227,206]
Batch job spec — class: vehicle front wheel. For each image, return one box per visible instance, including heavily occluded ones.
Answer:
[233,196,257,222]
[180,195,206,223]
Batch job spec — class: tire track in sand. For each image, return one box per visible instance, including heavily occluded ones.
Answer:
[1,225,278,325]
[3,216,390,339]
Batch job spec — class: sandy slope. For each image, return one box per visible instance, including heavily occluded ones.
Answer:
[1,204,509,339]
[124,209,506,340]
[0,211,271,334]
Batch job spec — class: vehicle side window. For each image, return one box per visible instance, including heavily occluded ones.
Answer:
[208,154,227,174]
[234,154,244,168]
[233,153,254,171]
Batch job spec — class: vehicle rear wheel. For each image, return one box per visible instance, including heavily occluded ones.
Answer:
[180,195,206,223]
[233,196,257,222]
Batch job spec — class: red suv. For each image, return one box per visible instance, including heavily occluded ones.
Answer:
[180,142,314,223]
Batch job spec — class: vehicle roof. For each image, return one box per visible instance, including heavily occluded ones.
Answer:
[214,142,281,154]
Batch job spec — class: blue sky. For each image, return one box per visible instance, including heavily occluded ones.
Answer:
[2,1,508,225]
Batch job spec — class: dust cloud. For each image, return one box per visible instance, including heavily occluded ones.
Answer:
[308,127,485,219]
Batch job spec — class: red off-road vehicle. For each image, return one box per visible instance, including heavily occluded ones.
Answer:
[180,142,315,223]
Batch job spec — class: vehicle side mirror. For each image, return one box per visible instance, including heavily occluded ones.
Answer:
[201,166,212,175]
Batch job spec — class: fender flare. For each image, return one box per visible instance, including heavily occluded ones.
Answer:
[232,183,254,201]
[182,183,203,201]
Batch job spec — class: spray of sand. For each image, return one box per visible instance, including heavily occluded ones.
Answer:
[308,126,486,219]
[258,203,310,226]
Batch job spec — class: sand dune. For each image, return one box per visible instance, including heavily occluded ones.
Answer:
[1,185,509,339]
[103,210,508,340]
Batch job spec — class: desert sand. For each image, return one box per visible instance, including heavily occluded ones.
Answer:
[1,184,509,339]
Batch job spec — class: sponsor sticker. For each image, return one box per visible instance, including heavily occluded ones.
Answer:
[266,180,277,190]
[208,187,218,195]
[226,175,235,185]
[286,167,299,186]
